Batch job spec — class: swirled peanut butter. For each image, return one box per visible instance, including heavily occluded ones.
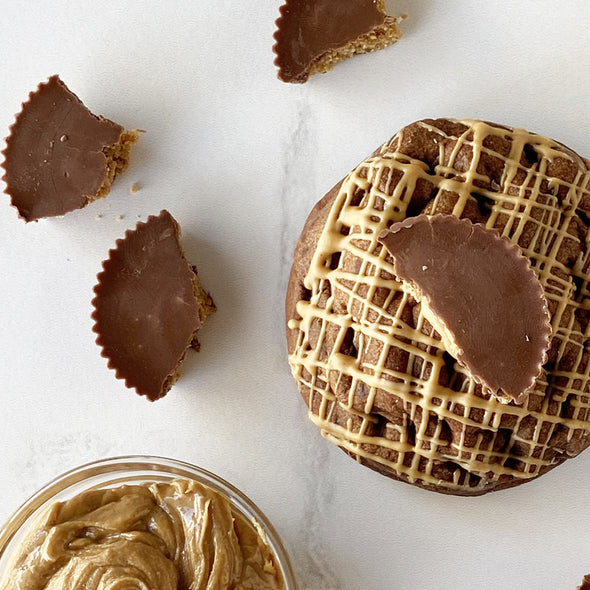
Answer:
[0,479,284,590]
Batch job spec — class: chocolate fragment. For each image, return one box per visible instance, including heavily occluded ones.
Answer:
[91,210,216,401]
[273,0,404,83]
[2,75,138,221]
[378,214,551,405]
[578,575,590,590]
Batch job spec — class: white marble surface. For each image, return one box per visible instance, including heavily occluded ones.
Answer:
[1,1,590,588]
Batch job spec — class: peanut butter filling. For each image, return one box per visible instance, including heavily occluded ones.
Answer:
[0,479,284,590]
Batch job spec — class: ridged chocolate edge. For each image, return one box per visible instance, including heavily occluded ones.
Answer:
[378,213,553,406]
[1,76,65,222]
[91,209,194,401]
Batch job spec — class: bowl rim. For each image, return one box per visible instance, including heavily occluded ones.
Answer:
[0,454,298,589]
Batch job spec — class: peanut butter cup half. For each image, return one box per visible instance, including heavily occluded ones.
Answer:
[378,215,552,405]
[273,0,404,83]
[92,210,216,401]
[2,75,138,221]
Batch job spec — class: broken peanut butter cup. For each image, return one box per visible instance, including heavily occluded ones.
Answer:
[378,214,551,405]
[273,0,404,83]
[92,210,216,401]
[2,75,138,221]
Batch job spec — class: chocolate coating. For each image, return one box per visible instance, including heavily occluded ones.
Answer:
[2,75,124,221]
[92,211,206,401]
[274,0,387,82]
[579,575,590,590]
[378,215,551,405]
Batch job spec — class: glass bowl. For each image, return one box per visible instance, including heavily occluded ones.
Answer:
[0,455,297,589]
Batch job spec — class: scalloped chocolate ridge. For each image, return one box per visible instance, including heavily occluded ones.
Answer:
[92,210,216,401]
[273,0,404,83]
[379,215,551,405]
[2,75,138,222]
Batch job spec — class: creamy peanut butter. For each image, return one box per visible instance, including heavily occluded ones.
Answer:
[0,479,284,590]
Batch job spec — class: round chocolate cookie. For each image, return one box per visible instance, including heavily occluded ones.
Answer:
[286,118,590,495]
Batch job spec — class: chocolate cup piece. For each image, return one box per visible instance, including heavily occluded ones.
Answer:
[273,0,402,83]
[92,210,215,401]
[2,75,129,221]
[378,214,551,405]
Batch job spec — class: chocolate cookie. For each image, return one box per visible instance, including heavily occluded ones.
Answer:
[286,119,590,495]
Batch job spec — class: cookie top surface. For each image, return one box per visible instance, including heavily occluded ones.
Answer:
[378,215,551,405]
[286,118,590,495]
[92,210,203,401]
[273,0,389,83]
[2,75,123,221]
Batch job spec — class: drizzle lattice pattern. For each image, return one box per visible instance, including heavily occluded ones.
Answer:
[288,119,590,494]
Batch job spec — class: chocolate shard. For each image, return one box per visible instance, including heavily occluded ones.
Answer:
[91,210,216,401]
[378,214,551,405]
[273,0,404,83]
[2,75,138,222]
[578,575,590,590]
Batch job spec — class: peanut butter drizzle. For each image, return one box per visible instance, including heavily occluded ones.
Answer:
[288,119,590,492]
